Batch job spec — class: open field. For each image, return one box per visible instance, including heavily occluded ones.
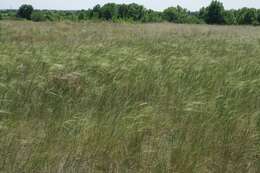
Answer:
[0,21,260,173]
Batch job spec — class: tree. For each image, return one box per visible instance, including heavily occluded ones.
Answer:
[7,2,260,25]
[163,7,178,22]
[118,4,129,19]
[205,1,225,24]
[163,6,189,23]
[127,3,145,21]
[224,10,236,24]
[143,10,163,23]
[100,3,118,20]
[198,7,207,20]
[91,4,101,19]
[243,8,257,24]
[17,4,34,20]
[84,10,92,20]
[236,8,257,25]
[257,10,260,23]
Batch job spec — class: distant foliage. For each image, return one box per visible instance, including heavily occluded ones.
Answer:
[100,3,118,20]
[257,10,260,23]
[0,1,258,25]
[224,10,237,24]
[163,6,187,23]
[31,11,46,22]
[91,4,101,19]
[143,10,163,23]
[126,3,145,21]
[16,4,34,20]
[78,11,85,21]
[205,1,225,24]
[237,8,258,25]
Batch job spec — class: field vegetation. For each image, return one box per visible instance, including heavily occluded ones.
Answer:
[0,21,260,172]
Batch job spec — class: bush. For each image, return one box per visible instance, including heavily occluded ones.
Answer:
[186,15,204,24]
[78,13,85,20]
[31,12,46,22]
[17,4,34,20]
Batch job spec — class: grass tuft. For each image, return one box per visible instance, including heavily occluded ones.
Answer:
[0,21,260,172]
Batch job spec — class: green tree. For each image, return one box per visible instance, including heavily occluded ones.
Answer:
[143,10,163,23]
[198,7,207,20]
[17,4,34,20]
[101,3,118,20]
[84,10,92,20]
[163,7,178,22]
[118,4,129,19]
[237,8,257,25]
[163,6,189,23]
[224,10,236,24]
[205,1,225,24]
[127,3,145,21]
[257,10,260,23]
[91,4,101,19]
[243,8,257,24]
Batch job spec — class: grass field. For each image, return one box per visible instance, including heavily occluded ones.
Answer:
[0,21,260,173]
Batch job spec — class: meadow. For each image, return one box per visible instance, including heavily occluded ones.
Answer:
[0,21,260,173]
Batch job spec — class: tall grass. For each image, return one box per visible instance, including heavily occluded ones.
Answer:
[0,21,260,172]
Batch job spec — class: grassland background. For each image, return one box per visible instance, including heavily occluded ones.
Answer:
[0,21,260,173]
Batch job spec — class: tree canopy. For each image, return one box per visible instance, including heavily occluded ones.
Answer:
[0,1,259,25]
[205,1,225,24]
[16,4,34,20]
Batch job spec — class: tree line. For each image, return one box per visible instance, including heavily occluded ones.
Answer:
[1,1,260,25]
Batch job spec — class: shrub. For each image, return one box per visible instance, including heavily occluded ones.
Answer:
[186,15,204,24]
[78,13,85,21]
[31,11,46,22]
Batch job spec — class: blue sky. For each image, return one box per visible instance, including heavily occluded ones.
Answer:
[1,0,260,11]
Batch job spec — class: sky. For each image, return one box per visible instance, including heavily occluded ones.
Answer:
[1,0,260,11]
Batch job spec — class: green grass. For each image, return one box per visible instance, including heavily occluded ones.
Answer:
[0,21,260,173]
